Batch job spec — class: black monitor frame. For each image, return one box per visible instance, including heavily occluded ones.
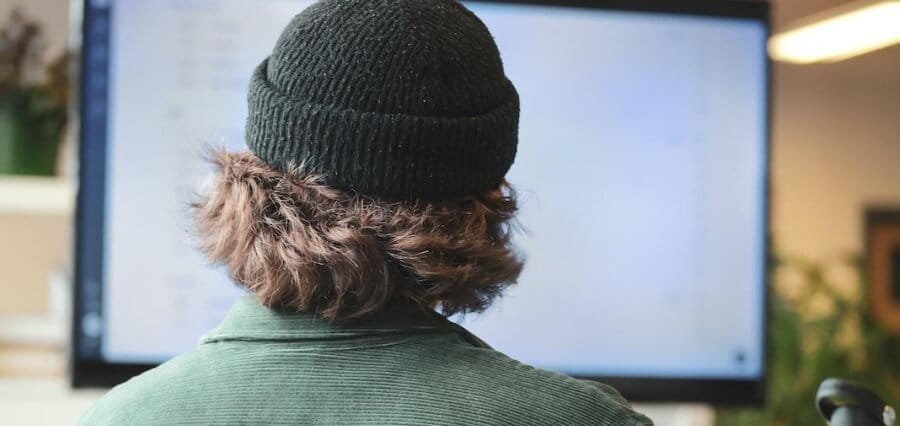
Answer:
[72,0,772,404]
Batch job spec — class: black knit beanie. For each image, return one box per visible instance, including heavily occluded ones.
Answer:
[246,0,519,200]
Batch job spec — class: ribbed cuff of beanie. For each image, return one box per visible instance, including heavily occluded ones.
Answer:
[245,59,519,200]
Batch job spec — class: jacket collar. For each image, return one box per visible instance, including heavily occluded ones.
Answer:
[201,295,467,345]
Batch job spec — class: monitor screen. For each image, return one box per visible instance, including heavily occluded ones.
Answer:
[75,0,770,402]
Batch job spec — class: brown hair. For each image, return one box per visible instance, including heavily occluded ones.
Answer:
[193,150,523,322]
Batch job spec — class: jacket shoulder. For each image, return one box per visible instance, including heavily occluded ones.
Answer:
[79,350,201,425]
[436,341,653,426]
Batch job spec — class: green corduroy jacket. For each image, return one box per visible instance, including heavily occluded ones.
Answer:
[80,296,652,425]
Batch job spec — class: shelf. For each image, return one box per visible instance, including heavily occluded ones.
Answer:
[0,314,66,349]
[0,176,76,216]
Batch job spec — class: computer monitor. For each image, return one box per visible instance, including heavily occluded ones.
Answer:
[74,0,771,403]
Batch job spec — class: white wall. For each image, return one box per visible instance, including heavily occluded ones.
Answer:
[771,67,900,260]
[1,0,70,61]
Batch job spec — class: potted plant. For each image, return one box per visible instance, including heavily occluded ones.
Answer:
[0,8,69,176]
[716,253,900,425]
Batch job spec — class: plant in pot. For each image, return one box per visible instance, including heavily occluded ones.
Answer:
[716,253,900,425]
[0,8,69,176]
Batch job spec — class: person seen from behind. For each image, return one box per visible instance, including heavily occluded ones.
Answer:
[81,0,653,424]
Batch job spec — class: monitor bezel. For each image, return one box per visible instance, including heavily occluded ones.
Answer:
[72,0,772,405]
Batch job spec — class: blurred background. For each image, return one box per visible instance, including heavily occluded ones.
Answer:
[1,0,899,425]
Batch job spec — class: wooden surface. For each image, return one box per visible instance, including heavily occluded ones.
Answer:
[0,345,65,378]
[0,213,70,314]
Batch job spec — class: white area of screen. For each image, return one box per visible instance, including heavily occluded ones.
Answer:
[103,0,767,379]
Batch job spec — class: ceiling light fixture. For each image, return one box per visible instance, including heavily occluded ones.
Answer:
[769,0,900,64]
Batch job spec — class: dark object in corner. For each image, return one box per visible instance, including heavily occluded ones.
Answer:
[865,209,900,335]
[816,378,895,426]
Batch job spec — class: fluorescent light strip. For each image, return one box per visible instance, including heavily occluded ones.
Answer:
[769,1,900,64]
